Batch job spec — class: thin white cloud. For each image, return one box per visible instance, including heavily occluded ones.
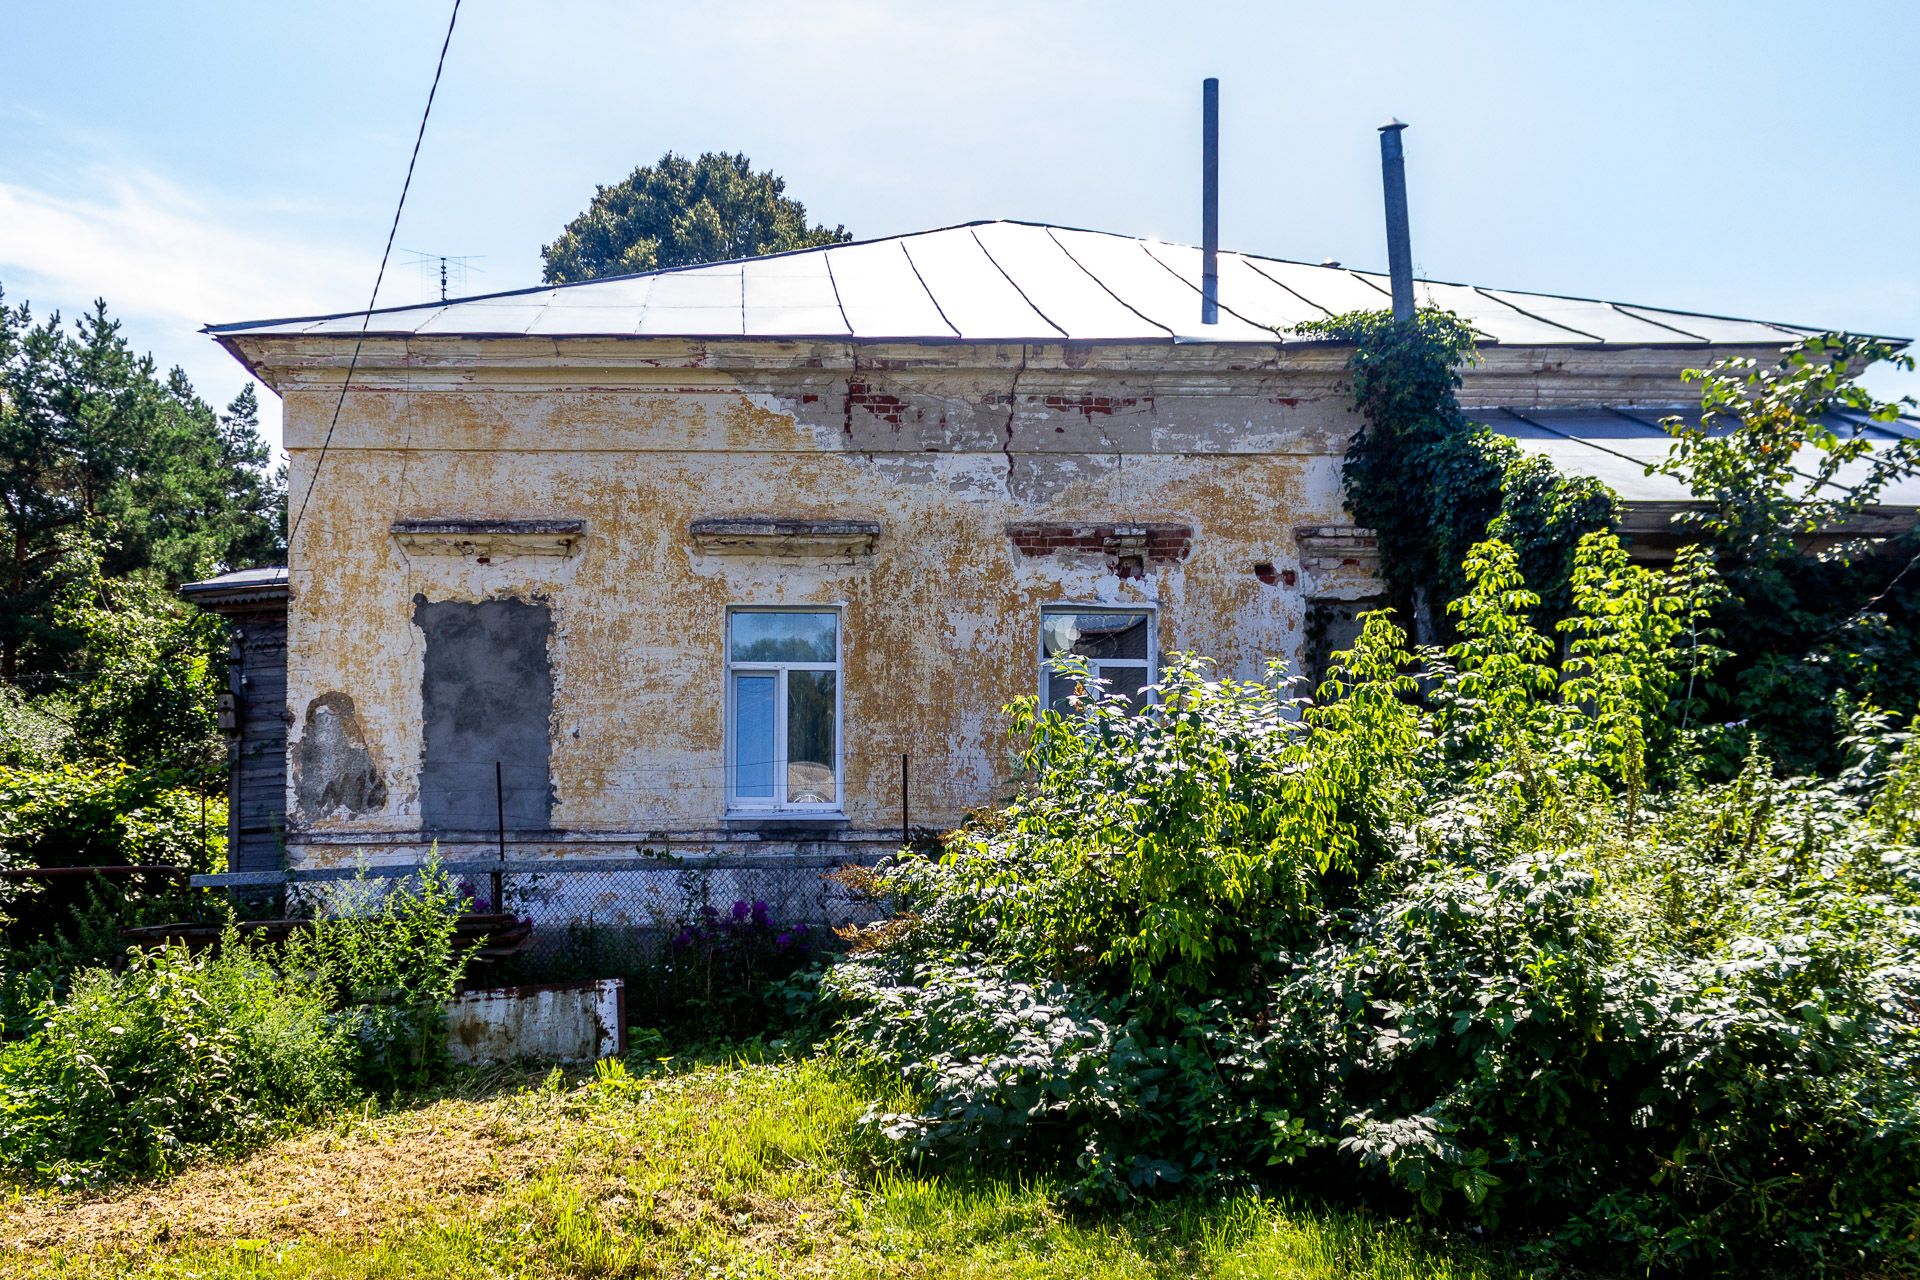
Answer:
[0,163,376,452]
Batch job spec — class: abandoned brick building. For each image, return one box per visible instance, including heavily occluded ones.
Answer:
[185,220,1918,877]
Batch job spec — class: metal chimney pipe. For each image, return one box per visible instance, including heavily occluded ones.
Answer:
[1377,118,1414,323]
[1202,77,1220,325]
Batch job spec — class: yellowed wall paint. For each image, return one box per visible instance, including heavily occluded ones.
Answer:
[246,336,1725,861]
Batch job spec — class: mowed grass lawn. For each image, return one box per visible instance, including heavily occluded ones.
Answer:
[0,1055,1516,1280]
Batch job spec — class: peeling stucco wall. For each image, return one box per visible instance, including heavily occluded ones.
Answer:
[237,335,1736,864]
[292,692,387,819]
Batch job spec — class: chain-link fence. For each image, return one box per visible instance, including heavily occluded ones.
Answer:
[192,853,893,986]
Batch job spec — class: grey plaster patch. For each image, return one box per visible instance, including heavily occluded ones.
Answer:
[293,692,389,818]
[413,596,554,835]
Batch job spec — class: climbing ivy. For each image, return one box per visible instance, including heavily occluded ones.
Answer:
[1297,308,1615,638]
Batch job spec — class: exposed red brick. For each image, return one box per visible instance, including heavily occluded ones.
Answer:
[1006,522,1193,564]
[1038,393,1140,422]
[844,377,912,430]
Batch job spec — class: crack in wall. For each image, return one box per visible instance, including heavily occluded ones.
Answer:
[1003,343,1028,485]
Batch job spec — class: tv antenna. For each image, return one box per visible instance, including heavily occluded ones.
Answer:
[400,250,485,302]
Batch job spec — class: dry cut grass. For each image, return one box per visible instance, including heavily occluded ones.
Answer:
[0,1056,1517,1280]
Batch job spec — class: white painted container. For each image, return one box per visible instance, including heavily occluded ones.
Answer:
[445,978,625,1063]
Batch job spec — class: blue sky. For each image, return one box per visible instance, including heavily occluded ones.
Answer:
[3,0,1914,453]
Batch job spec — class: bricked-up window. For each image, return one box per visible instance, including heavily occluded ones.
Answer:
[1041,607,1156,713]
[727,609,841,812]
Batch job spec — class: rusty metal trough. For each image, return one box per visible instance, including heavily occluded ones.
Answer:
[446,978,625,1062]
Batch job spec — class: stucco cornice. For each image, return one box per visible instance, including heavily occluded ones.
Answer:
[219,333,1781,410]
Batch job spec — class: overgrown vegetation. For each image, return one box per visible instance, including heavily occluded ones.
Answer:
[1,287,281,1060]
[296,857,477,1092]
[830,529,1920,1275]
[0,862,474,1187]
[1308,307,1920,770]
[1656,334,1920,771]
[1295,309,1616,638]
[0,933,350,1186]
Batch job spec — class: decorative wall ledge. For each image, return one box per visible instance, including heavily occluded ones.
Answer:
[392,519,586,558]
[1293,525,1382,600]
[689,517,881,560]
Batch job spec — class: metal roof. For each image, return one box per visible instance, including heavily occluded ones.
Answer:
[205,221,1868,348]
[1482,408,1920,506]
[179,565,289,611]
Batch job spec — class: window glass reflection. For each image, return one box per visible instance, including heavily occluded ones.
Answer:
[786,670,837,803]
[731,611,836,663]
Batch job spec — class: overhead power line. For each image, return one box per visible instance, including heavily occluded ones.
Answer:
[287,0,462,553]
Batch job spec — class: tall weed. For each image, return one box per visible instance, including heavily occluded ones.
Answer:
[291,851,474,1091]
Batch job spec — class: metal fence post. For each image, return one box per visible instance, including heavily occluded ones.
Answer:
[493,760,505,912]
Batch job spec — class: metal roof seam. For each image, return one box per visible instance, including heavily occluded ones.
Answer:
[1042,228,1173,338]
[1499,407,1662,473]
[1607,302,1706,342]
[1473,287,1604,343]
[1134,243,1284,336]
[1598,407,1856,500]
[964,227,1067,340]
[1350,272,1393,299]
[1237,258,1335,322]
[1602,406,1677,433]
[819,251,854,337]
[892,241,964,340]
[1615,302,1877,342]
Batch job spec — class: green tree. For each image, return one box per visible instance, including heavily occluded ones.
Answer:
[541,151,850,283]
[1654,334,1920,769]
[0,288,283,687]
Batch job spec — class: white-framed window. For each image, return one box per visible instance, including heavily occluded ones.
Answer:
[726,607,843,812]
[1039,605,1157,712]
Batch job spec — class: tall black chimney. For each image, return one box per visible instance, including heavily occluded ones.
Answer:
[1202,77,1219,325]
[1377,118,1414,323]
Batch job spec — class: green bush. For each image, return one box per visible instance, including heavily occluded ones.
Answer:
[0,860,477,1186]
[0,878,228,1037]
[0,761,224,873]
[830,532,1920,1275]
[0,932,351,1185]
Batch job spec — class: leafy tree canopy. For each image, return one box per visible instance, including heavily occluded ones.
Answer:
[0,286,283,692]
[541,151,850,283]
